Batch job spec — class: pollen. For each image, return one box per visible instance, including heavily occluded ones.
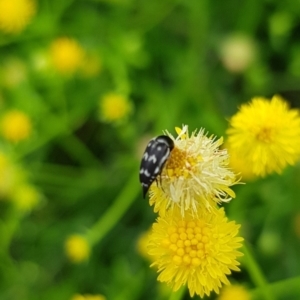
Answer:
[255,126,273,143]
[164,147,200,180]
[166,219,211,267]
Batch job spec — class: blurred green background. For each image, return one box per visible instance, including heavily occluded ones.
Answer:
[1,0,300,299]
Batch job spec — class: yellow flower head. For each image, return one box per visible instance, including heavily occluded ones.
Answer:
[65,234,90,263]
[148,206,243,298]
[227,95,300,176]
[50,37,85,74]
[149,125,237,215]
[217,284,251,300]
[1,110,32,143]
[11,184,40,211]
[99,93,132,123]
[0,0,36,34]
[71,294,106,300]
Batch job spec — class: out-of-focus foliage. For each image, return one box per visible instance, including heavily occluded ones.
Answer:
[1,0,300,300]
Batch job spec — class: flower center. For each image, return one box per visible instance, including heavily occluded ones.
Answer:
[163,219,212,267]
[255,126,274,143]
[163,147,200,180]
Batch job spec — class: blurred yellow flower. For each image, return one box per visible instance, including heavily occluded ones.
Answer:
[227,95,300,176]
[148,206,243,298]
[11,184,40,211]
[220,34,256,73]
[217,284,251,300]
[99,93,132,123]
[136,228,154,262]
[0,152,17,198]
[0,0,36,34]
[71,294,106,300]
[1,110,32,143]
[65,234,90,263]
[136,228,173,297]
[149,125,237,216]
[50,37,85,74]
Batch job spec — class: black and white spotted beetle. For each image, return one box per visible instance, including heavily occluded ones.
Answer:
[139,135,174,198]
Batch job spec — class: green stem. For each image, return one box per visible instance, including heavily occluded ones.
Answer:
[168,287,186,300]
[251,276,300,300]
[15,117,68,160]
[243,243,275,300]
[16,105,92,160]
[87,171,140,246]
[105,51,130,95]
[1,207,23,253]
[59,134,102,167]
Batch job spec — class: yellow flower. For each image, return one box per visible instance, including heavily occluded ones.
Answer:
[99,93,132,123]
[65,234,90,263]
[148,206,243,298]
[0,0,36,34]
[227,95,300,176]
[71,294,106,300]
[11,184,40,211]
[50,37,85,74]
[149,125,237,215]
[217,284,251,300]
[1,110,32,143]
